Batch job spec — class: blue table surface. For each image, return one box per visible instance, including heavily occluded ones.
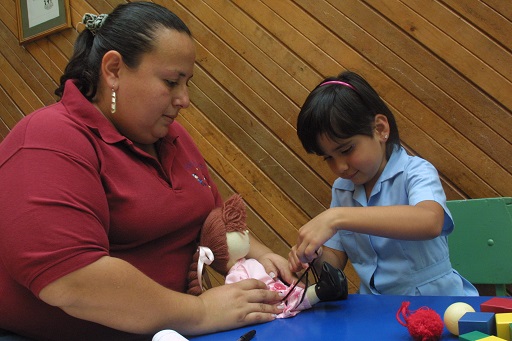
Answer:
[189,294,492,341]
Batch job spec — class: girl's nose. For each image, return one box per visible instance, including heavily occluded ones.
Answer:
[334,157,349,173]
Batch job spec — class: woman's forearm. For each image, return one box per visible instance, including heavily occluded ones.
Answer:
[39,256,203,335]
[247,234,273,259]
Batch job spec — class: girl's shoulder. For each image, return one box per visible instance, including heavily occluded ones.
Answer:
[392,147,438,175]
[402,154,439,177]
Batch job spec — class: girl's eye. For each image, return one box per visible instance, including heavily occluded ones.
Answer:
[322,155,332,162]
[341,145,354,154]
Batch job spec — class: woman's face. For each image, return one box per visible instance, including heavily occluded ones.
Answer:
[112,29,196,145]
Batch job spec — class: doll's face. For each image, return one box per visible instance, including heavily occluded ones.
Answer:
[226,230,250,263]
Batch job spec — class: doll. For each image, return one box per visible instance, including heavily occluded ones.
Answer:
[187,194,348,318]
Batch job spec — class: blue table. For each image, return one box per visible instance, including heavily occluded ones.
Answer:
[189,294,491,341]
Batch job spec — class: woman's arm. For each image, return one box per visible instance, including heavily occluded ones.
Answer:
[39,256,282,336]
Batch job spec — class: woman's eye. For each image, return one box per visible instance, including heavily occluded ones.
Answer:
[165,80,179,87]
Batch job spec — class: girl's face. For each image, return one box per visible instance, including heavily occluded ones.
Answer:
[111,29,196,145]
[317,115,389,195]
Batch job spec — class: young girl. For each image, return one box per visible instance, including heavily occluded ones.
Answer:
[288,71,478,296]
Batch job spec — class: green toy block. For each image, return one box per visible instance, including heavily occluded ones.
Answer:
[459,330,490,340]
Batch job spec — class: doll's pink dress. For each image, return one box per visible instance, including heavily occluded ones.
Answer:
[225,258,312,318]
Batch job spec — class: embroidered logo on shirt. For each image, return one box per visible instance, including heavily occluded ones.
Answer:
[192,169,211,188]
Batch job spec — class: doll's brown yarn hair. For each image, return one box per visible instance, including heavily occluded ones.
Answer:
[187,194,247,295]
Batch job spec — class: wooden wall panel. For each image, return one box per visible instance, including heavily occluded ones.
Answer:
[1,0,511,293]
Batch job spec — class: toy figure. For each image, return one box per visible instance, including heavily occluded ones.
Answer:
[188,194,348,318]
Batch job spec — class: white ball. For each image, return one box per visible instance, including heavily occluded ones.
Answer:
[152,330,189,341]
[443,302,475,335]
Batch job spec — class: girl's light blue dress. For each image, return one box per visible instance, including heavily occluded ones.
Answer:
[324,147,478,296]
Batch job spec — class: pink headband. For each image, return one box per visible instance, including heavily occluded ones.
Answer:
[319,80,356,91]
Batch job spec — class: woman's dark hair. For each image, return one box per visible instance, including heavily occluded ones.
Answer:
[297,71,400,159]
[55,2,191,100]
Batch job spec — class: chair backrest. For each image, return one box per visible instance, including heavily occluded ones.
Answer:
[447,197,512,296]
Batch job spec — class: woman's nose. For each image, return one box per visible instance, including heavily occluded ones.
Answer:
[173,86,190,108]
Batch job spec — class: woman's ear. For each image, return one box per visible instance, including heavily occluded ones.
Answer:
[101,50,123,90]
[374,114,390,142]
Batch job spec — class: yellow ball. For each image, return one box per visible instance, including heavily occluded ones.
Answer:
[443,302,475,335]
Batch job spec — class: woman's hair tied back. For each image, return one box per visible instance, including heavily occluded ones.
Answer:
[82,13,109,36]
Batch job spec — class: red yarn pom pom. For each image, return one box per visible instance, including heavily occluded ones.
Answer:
[397,301,444,341]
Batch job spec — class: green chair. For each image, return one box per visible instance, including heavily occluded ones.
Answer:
[447,197,512,296]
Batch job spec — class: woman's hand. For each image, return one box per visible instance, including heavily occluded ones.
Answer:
[247,234,297,285]
[257,252,296,285]
[195,279,283,333]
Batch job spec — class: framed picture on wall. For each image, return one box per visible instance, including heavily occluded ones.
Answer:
[16,0,71,44]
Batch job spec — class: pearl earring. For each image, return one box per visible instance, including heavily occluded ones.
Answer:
[111,86,116,114]
[384,135,388,139]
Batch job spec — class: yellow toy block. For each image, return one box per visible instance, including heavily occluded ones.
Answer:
[495,313,512,341]
[480,336,507,340]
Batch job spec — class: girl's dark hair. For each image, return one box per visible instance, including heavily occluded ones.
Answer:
[297,71,400,159]
[55,2,191,100]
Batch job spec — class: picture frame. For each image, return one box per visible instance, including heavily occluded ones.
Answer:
[16,0,71,44]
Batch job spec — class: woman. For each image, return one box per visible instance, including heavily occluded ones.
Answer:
[0,3,291,340]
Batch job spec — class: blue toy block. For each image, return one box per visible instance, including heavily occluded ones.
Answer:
[459,330,490,340]
[458,312,496,336]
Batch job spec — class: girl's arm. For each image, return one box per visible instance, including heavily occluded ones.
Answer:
[296,200,444,264]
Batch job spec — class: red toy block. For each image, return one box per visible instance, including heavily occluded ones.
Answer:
[481,298,512,313]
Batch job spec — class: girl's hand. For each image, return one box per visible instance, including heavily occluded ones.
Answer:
[288,245,323,273]
[257,252,296,285]
[295,209,338,264]
[288,245,307,273]
[196,279,283,333]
